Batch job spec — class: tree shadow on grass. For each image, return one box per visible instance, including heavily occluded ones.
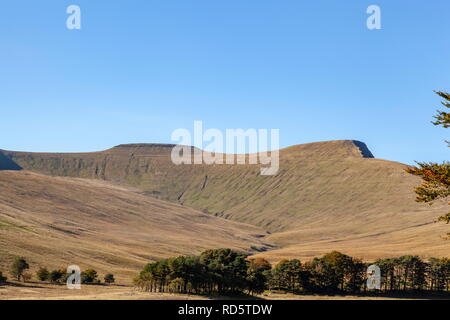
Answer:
[188,293,266,300]
[276,290,450,300]
[3,281,46,289]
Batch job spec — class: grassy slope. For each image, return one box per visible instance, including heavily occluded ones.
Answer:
[0,171,270,282]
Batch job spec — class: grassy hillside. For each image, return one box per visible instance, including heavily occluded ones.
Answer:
[1,140,448,261]
[0,171,271,282]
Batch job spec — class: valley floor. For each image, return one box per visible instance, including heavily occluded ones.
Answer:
[1,282,448,300]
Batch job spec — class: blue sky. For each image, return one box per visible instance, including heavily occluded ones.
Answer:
[1,0,449,164]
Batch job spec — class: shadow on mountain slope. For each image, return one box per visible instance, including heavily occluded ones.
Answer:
[0,151,22,170]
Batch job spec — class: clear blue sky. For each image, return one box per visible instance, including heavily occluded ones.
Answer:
[1,0,449,164]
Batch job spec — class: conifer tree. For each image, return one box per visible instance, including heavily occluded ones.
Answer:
[406,91,450,234]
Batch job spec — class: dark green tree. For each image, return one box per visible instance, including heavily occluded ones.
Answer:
[49,269,64,283]
[36,267,50,282]
[10,257,29,281]
[375,258,397,291]
[81,269,99,284]
[344,257,366,292]
[306,251,363,293]
[397,255,426,291]
[427,257,450,291]
[270,259,304,293]
[246,257,271,295]
[199,248,248,294]
[104,273,115,284]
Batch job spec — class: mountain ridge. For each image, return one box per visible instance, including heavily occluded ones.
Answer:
[0,139,448,264]
[0,139,373,158]
[0,140,430,229]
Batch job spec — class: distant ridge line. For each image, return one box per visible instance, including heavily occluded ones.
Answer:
[2,140,376,159]
[113,143,177,148]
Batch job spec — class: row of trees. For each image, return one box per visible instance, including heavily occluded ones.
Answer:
[270,251,366,293]
[273,253,450,293]
[36,267,114,284]
[1,257,115,285]
[134,249,450,295]
[134,248,261,295]
[375,256,450,292]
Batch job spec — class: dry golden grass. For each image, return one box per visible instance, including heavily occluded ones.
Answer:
[0,282,210,300]
[0,171,270,283]
[1,282,442,300]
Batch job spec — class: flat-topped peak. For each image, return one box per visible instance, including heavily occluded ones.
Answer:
[113,143,177,149]
[108,143,193,156]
